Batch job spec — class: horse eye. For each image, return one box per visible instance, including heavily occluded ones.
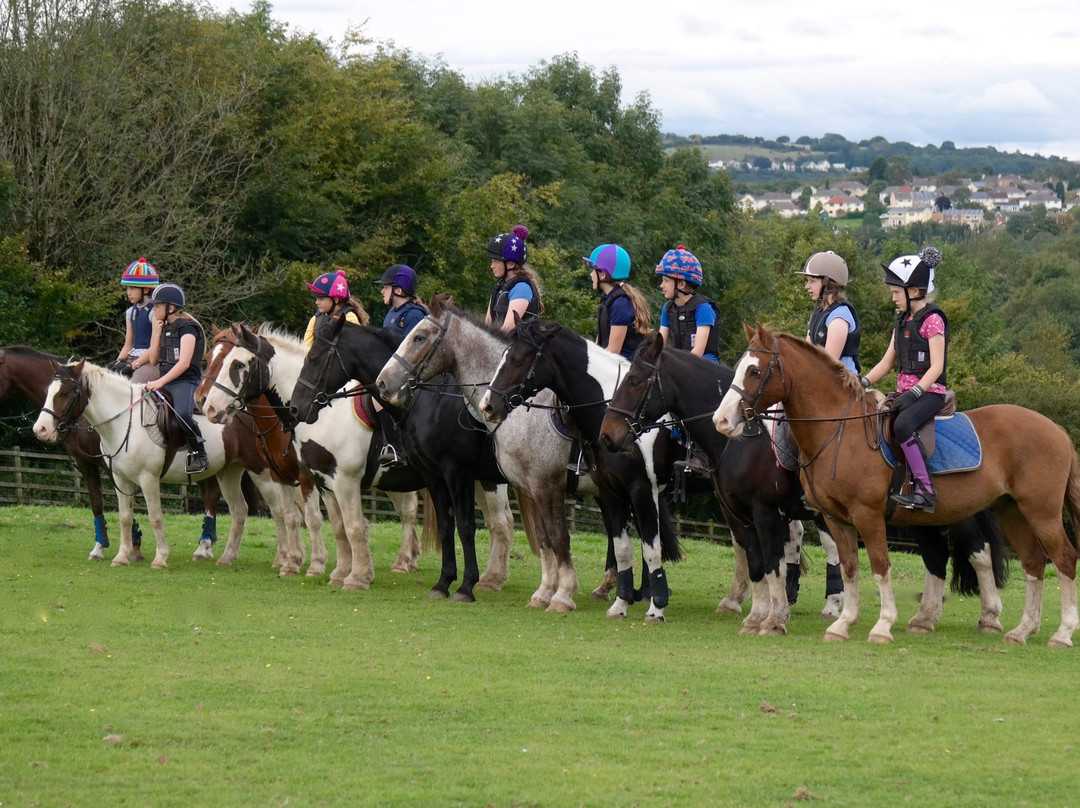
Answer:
[748,367,761,377]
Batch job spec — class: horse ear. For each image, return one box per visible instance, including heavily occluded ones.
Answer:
[535,320,562,342]
[743,321,756,341]
[49,358,60,372]
[231,322,244,342]
[72,360,85,375]
[428,292,453,316]
[211,324,223,338]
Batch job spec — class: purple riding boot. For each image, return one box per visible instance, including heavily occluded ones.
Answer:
[891,436,936,512]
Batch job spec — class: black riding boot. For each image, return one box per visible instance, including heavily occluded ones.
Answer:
[376,408,407,470]
[185,421,209,475]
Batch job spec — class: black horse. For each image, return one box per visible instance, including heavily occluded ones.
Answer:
[600,332,1009,636]
[288,316,506,603]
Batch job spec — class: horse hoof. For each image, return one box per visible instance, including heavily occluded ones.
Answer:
[546,599,575,613]
[428,589,449,600]
[716,599,743,615]
[606,608,627,619]
[1003,631,1027,645]
[526,597,550,609]
[590,590,612,602]
[474,582,502,592]
[390,561,411,574]
[450,592,476,604]
[215,559,233,567]
[111,557,130,567]
[151,560,167,570]
[342,582,369,591]
[88,550,105,561]
[1047,638,1073,649]
[327,579,344,588]
[645,614,666,623]
[907,623,934,635]
[758,624,787,636]
[823,630,847,642]
[130,551,145,563]
[306,566,326,578]
[977,622,1003,634]
[868,632,893,644]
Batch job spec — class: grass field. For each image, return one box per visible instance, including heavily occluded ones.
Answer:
[2,505,1077,807]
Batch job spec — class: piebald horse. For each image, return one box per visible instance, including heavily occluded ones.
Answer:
[33,361,303,571]
[714,323,1080,646]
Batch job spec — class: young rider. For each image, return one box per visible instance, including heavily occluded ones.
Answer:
[373,264,427,469]
[116,258,161,384]
[303,269,368,347]
[375,264,427,338]
[583,243,651,361]
[655,245,720,362]
[144,283,209,475]
[485,225,542,332]
[862,246,947,512]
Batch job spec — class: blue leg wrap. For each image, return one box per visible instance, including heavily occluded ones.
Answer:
[649,567,670,609]
[94,513,109,548]
[201,514,217,544]
[616,569,636,604]
[131,518,142,546]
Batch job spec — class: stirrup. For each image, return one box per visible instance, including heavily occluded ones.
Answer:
[890,487,936,513]
[186,450,209,475]
[566,451,586,476]
[378,443,406,470]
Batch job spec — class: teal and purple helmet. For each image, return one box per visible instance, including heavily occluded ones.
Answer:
[654,245,703,287]
[307,269,349,299]
[485,225,530,265]
[583,244,630,281]
[121,258,159,287]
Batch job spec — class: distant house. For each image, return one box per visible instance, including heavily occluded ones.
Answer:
[1021,190,1062,210]
[910,177,937,193]
[885,206,934,228]
[935,208,986,230]
[765,200,803,219]
[833,181,868,198]
[823,194,865,218]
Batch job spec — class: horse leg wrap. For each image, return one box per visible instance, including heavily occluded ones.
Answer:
[826,562,843,597]
[94,513,109,549]
[201,514,217,544]
[616,569,636,604]
[786,562,801,605]
[130,518,142,547]
[649,567,669,609]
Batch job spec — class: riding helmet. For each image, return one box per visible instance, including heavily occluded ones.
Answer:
[485,225,529,265]
[583,244,631,281]
[121,257,160,287]
[375,264,418,296]
[654,245,703,287]
[882,246,941,293]
[307,269,350,299]
[150,282,185,308]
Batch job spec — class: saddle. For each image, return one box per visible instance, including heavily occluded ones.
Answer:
[879,390,956,460]
[141,390,197,472]
[351,390,376,430]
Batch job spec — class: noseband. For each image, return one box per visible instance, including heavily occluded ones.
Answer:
[203,335,270,417]
[729,345,788,425]
[292,330,354,422]
[40,372,85,433]
[384,310,452,391]
[607,355,666,438]
[486,329,546,411]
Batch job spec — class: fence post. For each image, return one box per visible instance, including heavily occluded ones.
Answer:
[14,447,24,505]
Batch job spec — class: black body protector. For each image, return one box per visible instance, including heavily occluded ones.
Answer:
[807,299,862,373]
[894,303,948,387]
[160,317,206,383]
[488,275,540,326]
[597,286,643,357]
[664,292,720,357]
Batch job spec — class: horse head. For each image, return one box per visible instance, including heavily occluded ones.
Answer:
[289,314,350,425]
[33,359,88,442]
[714,322,788,436]
[374,308,453,408]
[599,332,667,452]
[479,319,562,424]
[200,323,272,424]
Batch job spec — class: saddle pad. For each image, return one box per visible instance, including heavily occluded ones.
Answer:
[548,404,575,440]
[351,391,375,429]
[880,412,982,474]
[766,408,799,471]
[141,395,167,449]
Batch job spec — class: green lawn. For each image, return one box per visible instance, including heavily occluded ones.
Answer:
[1,505,1076,807]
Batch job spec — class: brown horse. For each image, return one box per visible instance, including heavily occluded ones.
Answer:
[714,323,1080,647]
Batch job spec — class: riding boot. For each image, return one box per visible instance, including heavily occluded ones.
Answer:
[891,436,936,512]
[185,422,209,475]
[376,408,408,470]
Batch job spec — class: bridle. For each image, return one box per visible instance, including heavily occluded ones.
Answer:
[728,343,789,427]
[39,371,86,434]
[382,309,453,394]
[202,334,271,419]
[292,328,357,422]
[485,326,547,411]
[606,354,668,438]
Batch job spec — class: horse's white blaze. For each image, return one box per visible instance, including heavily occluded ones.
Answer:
[203,346,258,422]
[32,378,64,441]
[713,352,759,435]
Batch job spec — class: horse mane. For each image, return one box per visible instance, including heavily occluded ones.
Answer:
[1,345,62,362]
[768,329,869,401]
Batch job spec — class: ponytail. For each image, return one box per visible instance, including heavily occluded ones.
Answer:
[618,282,652,334]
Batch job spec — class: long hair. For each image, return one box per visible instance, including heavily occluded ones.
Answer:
[510,264,545,314]
[615,281,652,333]
[336,297,371,325]
[818,281,848,310]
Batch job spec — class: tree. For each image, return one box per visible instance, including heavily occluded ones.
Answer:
[868,156,888,182]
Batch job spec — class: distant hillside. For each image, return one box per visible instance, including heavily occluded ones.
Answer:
[664,133,1079,183]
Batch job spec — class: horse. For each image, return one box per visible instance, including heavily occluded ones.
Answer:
[714,323,1080,646]
[0,345,221,560]
[202,323,515,596]
[32,360,304,572]
[371,297,680,614]
[477,319,692,622]
[601,332,1009,635]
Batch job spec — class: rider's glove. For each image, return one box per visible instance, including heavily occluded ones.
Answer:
[890,384,923,411]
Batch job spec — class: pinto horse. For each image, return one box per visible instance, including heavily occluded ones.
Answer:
[477,319,688,622]
[0,345,221,560]
[372,298,680,614]
[283,319,516,602]
[714,324,1080,646]
[601,332,1009,636]
[197,324,514,591]
[33,361,303,571]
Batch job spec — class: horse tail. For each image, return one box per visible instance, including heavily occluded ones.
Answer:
[658,494,683,563]
[512,485,541,557]
[949,509,1009,596]
[1064,446,1080,549]
[420,488,441,554]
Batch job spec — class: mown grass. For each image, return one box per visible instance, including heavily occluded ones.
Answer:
[1,505,1077,807]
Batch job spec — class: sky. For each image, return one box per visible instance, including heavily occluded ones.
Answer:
[208,0,1080,161]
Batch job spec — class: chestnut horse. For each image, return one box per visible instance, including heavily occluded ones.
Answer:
[714,324,1080,647]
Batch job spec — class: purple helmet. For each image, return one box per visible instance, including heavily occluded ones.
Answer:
[654,245,703,287]
[375,264,417,295]
[485,225,529,265]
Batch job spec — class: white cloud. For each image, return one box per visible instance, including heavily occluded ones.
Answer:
[958,81,1056,115]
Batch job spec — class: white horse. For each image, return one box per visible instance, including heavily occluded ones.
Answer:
[33,361,301,571]
[199,324,516,592]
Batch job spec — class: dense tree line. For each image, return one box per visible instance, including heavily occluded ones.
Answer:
[2,0,1079,454]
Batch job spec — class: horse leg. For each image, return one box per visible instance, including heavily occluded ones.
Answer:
[729,526,769,634]
[544,493,578,613]
[592,536,617,601]
[192,478,220,562]
[782,520,803,606]
[136,474,170,570]
[449,477,480,603]
[822,518,862,642]
[322,491,350,587]
[214,468,250,570]
[993,504,1044,644]
[335,480,373,591]
[851,511,896,643]
[596,493,634,619]
[299,480,327,577]
[476,483,513,591]
[77,453,109,560]
[388,490,421,573]
[817,522,843,619]
[427,484,457,599]
[756,506,793,636]
[111,483,137,567]
[515,486,557,607]
[907,525,947,634]
[1027,509,1078,648]
[633,486,670,624]
[717,542,750,614]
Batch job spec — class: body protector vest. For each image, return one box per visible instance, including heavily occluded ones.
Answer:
[385,300,428,337]
[160,317,206,384]
[597,286,643,358]
[489,275,539,327]
[807,299,862,373]
[127,303,154,353]
[664,293,720,357]
[894,303,948,387]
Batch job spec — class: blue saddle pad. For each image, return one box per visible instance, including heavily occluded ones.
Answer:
[881,412,982,474]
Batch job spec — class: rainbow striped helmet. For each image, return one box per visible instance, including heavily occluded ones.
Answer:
[121,258,159,287]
